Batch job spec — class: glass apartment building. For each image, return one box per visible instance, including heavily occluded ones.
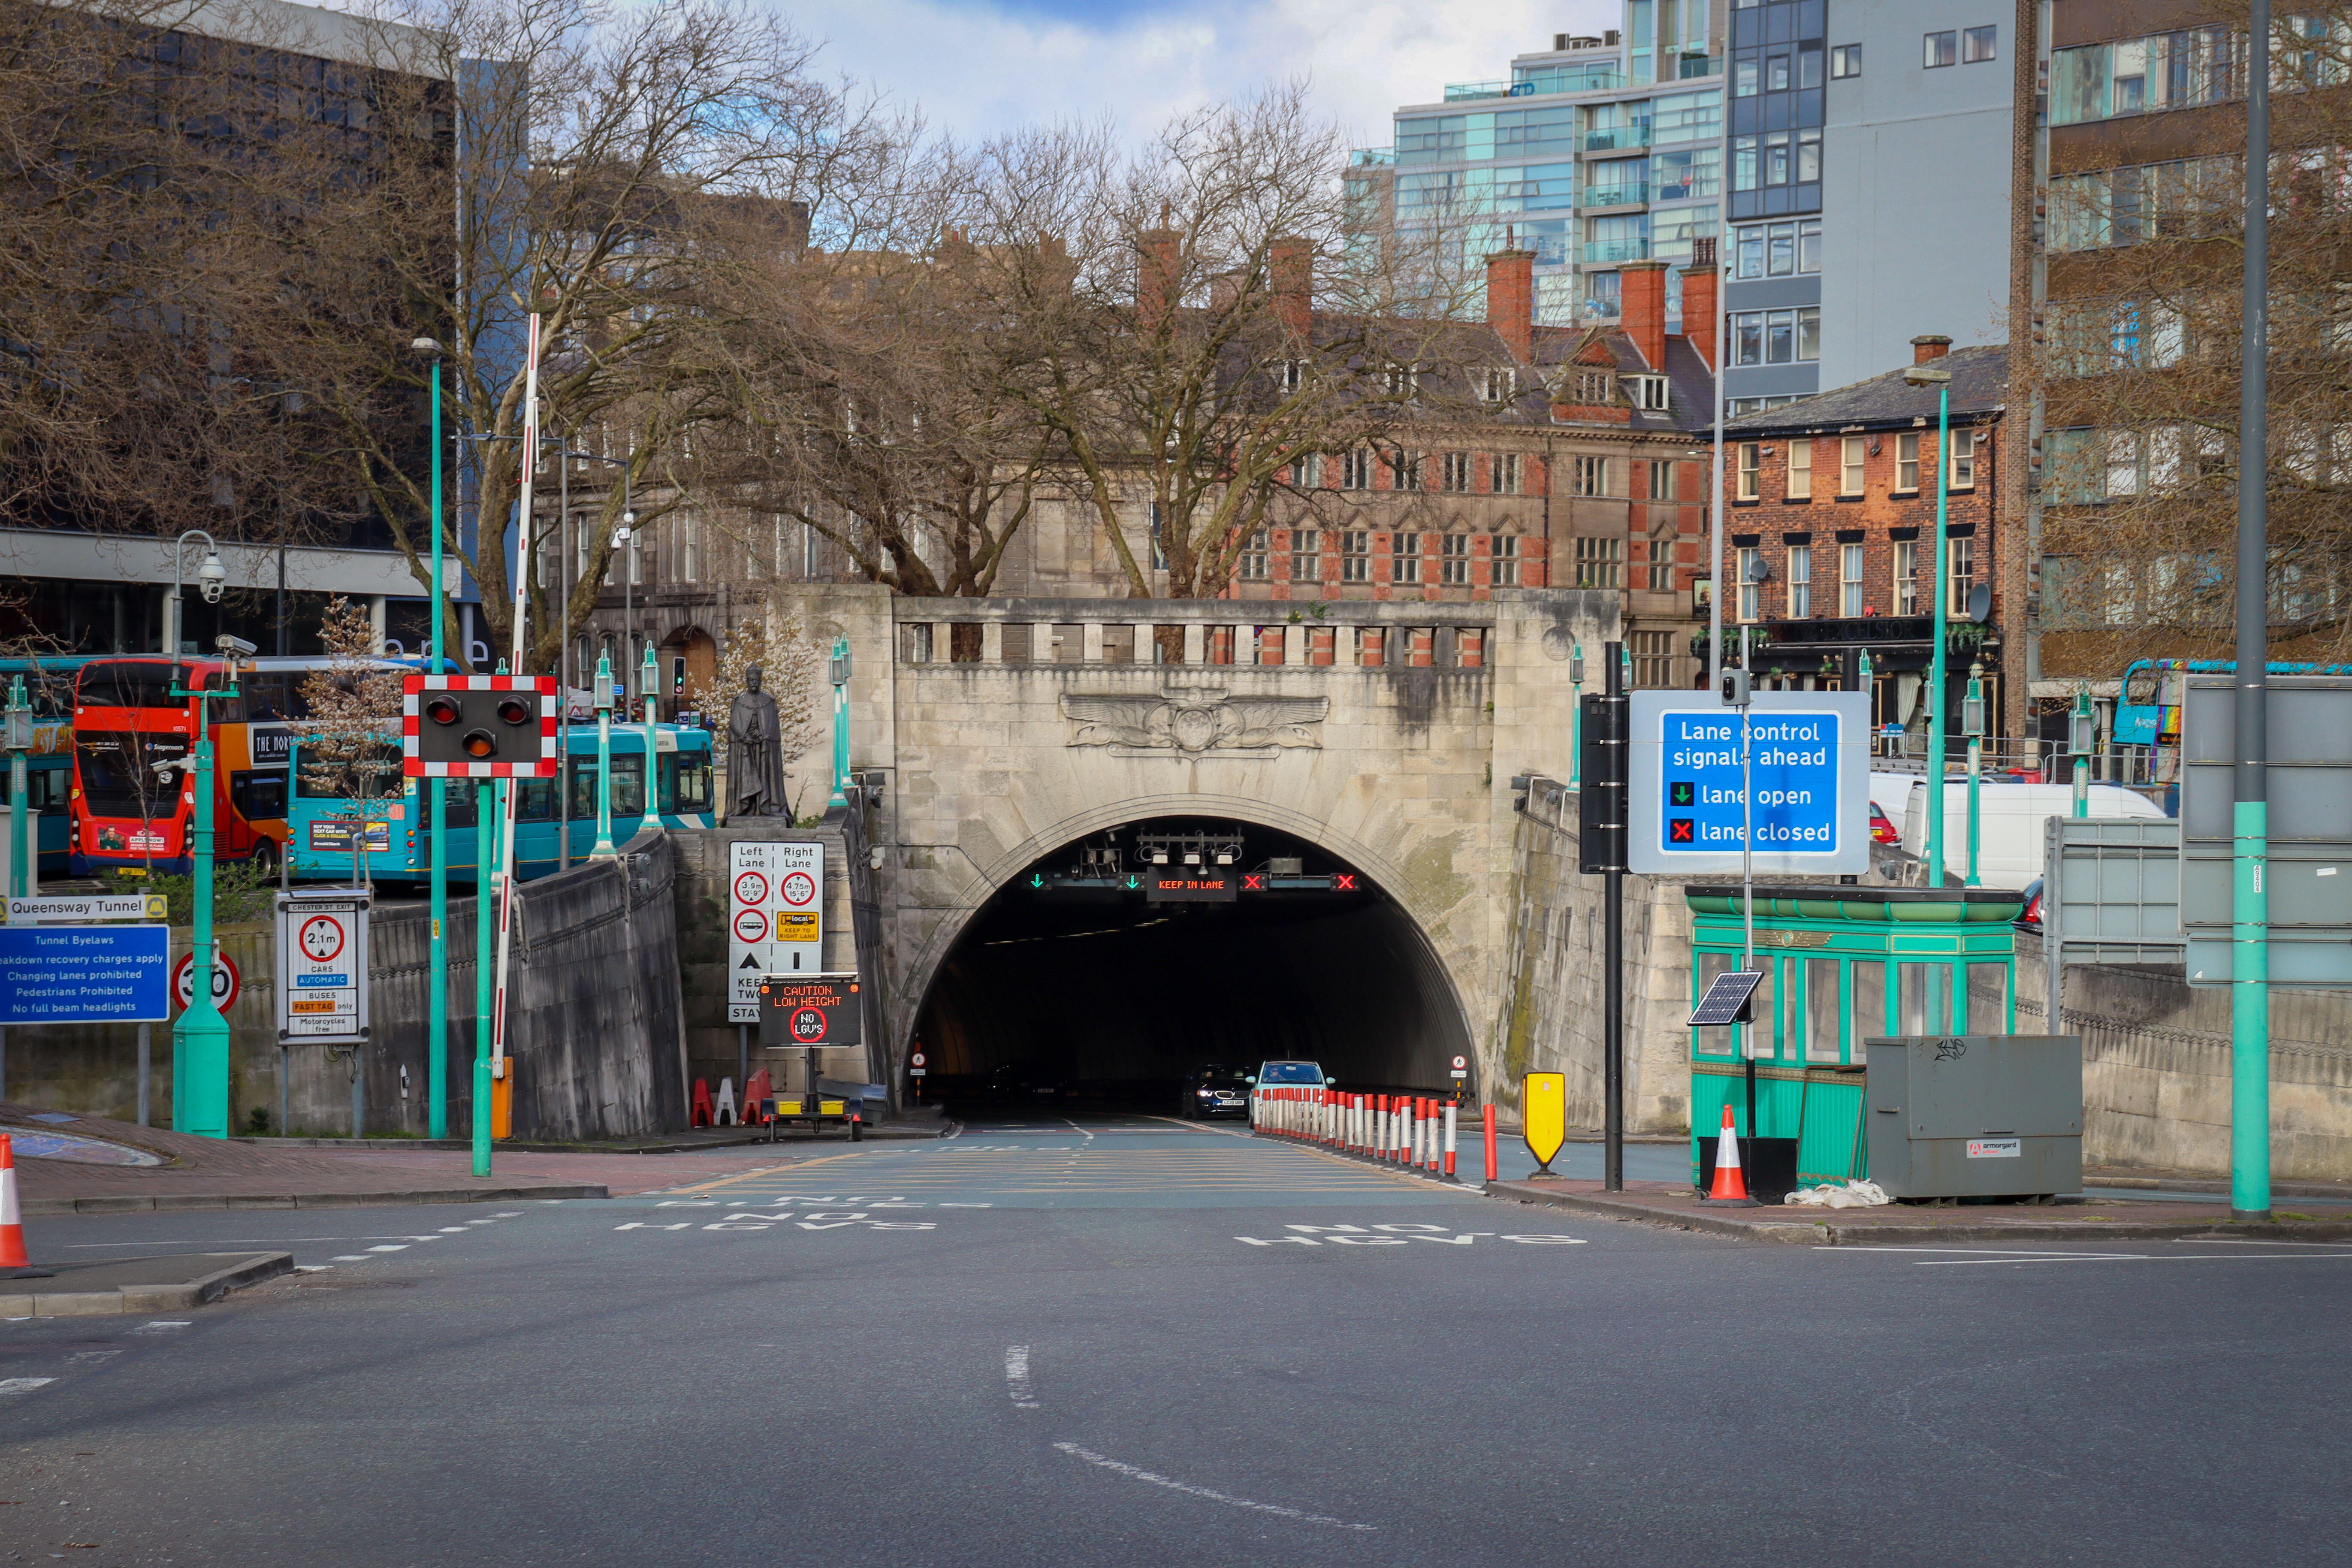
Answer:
[1372,4,1725,329]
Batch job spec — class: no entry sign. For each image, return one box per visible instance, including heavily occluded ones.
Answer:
[757,974,864,1052]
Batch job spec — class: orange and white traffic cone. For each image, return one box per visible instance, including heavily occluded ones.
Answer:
[0,1133,53,1279]
[1700,1105,1757,1207]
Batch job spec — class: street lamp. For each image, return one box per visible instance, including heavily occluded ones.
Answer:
[1569,642,1585,787]
[411,336,451,1141]
[1963,659,1987,887]
[2069,683,2096,818]
[170,632,254,1138]
[1903,359,1953,890]
[637,638,662,840]
[829,637,852,810]
[591,653,617,858]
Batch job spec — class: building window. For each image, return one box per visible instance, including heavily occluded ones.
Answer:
[1385,364,1418,396]
[1280,359,1307,393]
[1647,526,1676,591]
[1963,25,1996,63]
[1389,450,1422,490]
[1573,455,1610,496]
[1841,436,1866,495]
[1288,453,1318,487]
[1735,545,1761,622]
[1628,374,1669,411]
[1631,629,1677,687]
[1441,534,1471,585]
[1733,220,1823,280]
[1736,443,1761,501]
[1576,536,1624,589]
[1341,532,1371,583]
[1948,535,1978,614]
[1392,533,1423,584]
[1492,452,1523,495]
[1831,43,1860,79]
[1493,535,1520,586]
[1291,529,1322,583]
[1787,440,1812,500]
[1950,429,1980,488]
[1841,543,1865,616]
[1647,459,1678,501]
[1787,544,1812,619]
[1240,529,1270,580]
[1924,30,1957,68]
[1896,432,1921,492]
[1343,448,1373,489]
[1442,451,1473,492]
[1574,369,1614,403]
[1896,539,1920,614]
[1731,308,1821,365]
[1481,368,1517,402]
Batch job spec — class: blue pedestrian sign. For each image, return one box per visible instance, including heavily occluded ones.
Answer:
[0,923,171,1024]
[1626,692,1871,876]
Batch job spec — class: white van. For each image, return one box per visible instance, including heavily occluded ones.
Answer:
[1902,779,2168,890]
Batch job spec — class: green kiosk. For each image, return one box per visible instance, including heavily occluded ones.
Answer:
[1684,885,2026,1190]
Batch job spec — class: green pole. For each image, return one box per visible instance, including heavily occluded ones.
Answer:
[2231,0,2274,1224]
[1923,378,1951,891]
[2071,685,2093,818]
[1568,643,1585,788]
[426,352,448,1140]
[6,676,29,899]
[637,640,663,839]
[1964,660,1984,887]
[473,774,492,1177]
[173,677,230,1137]
[592,653,616,858]
[829,636,851,810]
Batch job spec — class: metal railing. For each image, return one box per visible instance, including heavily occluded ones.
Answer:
[1581,238,1652,263]
[1583,126,1652,151]
[1579,182,1651,208]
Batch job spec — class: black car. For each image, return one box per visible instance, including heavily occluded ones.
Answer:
[1178,1063,1253,1118]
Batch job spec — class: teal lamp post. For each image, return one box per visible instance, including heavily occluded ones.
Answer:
[170,628,243,1139]
[411,337,450,1140]
[1905,357,1954,888]
[591,652,617,858]
[4,676,31,897]
[1963,660,1986,887]
[828,637,851,810]
[1568,642,1585,787]
[637,639,663,839]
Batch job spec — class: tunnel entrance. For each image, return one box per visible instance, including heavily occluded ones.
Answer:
[911,817,1473,1113]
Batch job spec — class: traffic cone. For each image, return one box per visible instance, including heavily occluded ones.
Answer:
[0,1133,53,1279]
[1700,1106,1757,1207]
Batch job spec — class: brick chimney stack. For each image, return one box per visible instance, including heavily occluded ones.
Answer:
[1138,221,1181,329]
[1271,236,1313,340]
[1679,239,1719,372]
[1484,248,1536,365]
[1619,259,1669,371]
[1912,333,1953,364]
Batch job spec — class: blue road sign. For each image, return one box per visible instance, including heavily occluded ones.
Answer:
[1627,692,1871,876]
[0,923,171,1024]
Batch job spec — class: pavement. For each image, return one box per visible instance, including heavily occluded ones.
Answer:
[4,1109,2349,1565]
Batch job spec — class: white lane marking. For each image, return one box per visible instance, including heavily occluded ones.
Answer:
[494,1211,524,1218]
[1005,1345,1039,1409]
[1061,1119,1096,1145]
[1144,1114,1251,1140]
[438,1227,471,1233]
[0,1378,56,1393]
[330,1255,369,1262]
[366,1245,408,1253]
[1053,1444,1376,1531]
[133,1321,191,1332]
[294,1265,333,1273]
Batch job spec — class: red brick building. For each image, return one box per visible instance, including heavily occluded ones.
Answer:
[1722,337,2011,746]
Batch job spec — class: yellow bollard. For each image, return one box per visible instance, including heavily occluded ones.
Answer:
[1522,1072,1566,1176]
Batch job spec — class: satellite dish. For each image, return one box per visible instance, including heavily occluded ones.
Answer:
[1747,556,1772,583]
[1967,583,1993,623]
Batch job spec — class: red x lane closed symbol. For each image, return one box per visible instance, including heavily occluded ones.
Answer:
[1335,873,1357,891]
[1243,873,1265,891]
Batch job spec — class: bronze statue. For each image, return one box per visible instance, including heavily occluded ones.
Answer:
[727,665,788,818]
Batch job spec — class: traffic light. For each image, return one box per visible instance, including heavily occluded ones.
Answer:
[402,675,559,778]
[1578,690,1627,873]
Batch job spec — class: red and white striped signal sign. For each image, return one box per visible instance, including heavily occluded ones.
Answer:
[401,674,560,779]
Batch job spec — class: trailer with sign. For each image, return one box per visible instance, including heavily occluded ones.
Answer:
[755,973,868,1138]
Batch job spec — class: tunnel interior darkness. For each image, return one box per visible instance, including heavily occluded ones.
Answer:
[912,818,1473,1109]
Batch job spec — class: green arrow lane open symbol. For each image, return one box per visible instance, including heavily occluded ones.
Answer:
[1030,873,1045,889]
[1671,781,1695,806]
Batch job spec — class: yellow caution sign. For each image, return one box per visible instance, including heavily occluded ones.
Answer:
[1522,1072,1567,1172]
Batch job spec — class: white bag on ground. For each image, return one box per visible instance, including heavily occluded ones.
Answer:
[1785,1179,1890,1208]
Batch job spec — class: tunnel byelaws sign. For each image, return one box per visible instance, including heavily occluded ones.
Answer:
[758,975,863,1051]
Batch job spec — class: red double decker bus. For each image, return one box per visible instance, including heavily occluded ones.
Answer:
[69,657,293,878]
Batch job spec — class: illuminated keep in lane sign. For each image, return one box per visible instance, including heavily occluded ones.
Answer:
[1627,691,1870,876]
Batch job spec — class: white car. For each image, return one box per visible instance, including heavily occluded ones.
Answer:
[1902,779,2167,890]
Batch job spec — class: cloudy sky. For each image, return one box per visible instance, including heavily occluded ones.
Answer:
[781,0,1618,150]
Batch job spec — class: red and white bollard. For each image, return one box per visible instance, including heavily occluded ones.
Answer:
[1443,1102,1458,1180]
[1482,1102,1499,1183]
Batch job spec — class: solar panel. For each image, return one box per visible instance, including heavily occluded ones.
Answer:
[1689,969,1765,1027]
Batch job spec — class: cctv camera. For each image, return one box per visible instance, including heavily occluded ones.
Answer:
[199,579,225,605]
[216,634,258,658]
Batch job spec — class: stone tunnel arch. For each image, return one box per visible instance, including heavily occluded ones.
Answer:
[897,799,1479,1104]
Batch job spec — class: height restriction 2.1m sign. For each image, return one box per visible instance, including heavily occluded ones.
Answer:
[1625,691,1870,876]
[728,841,823,1023]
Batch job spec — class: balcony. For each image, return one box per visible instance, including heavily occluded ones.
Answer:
[1672,53,1723,79]
[1652,177,1720,202]
[1350,147,1395,168]
[1583,126,1652,152]
[1517,68,1626,95]
[1579,182,1651,208]
[1581,238,1651,264]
